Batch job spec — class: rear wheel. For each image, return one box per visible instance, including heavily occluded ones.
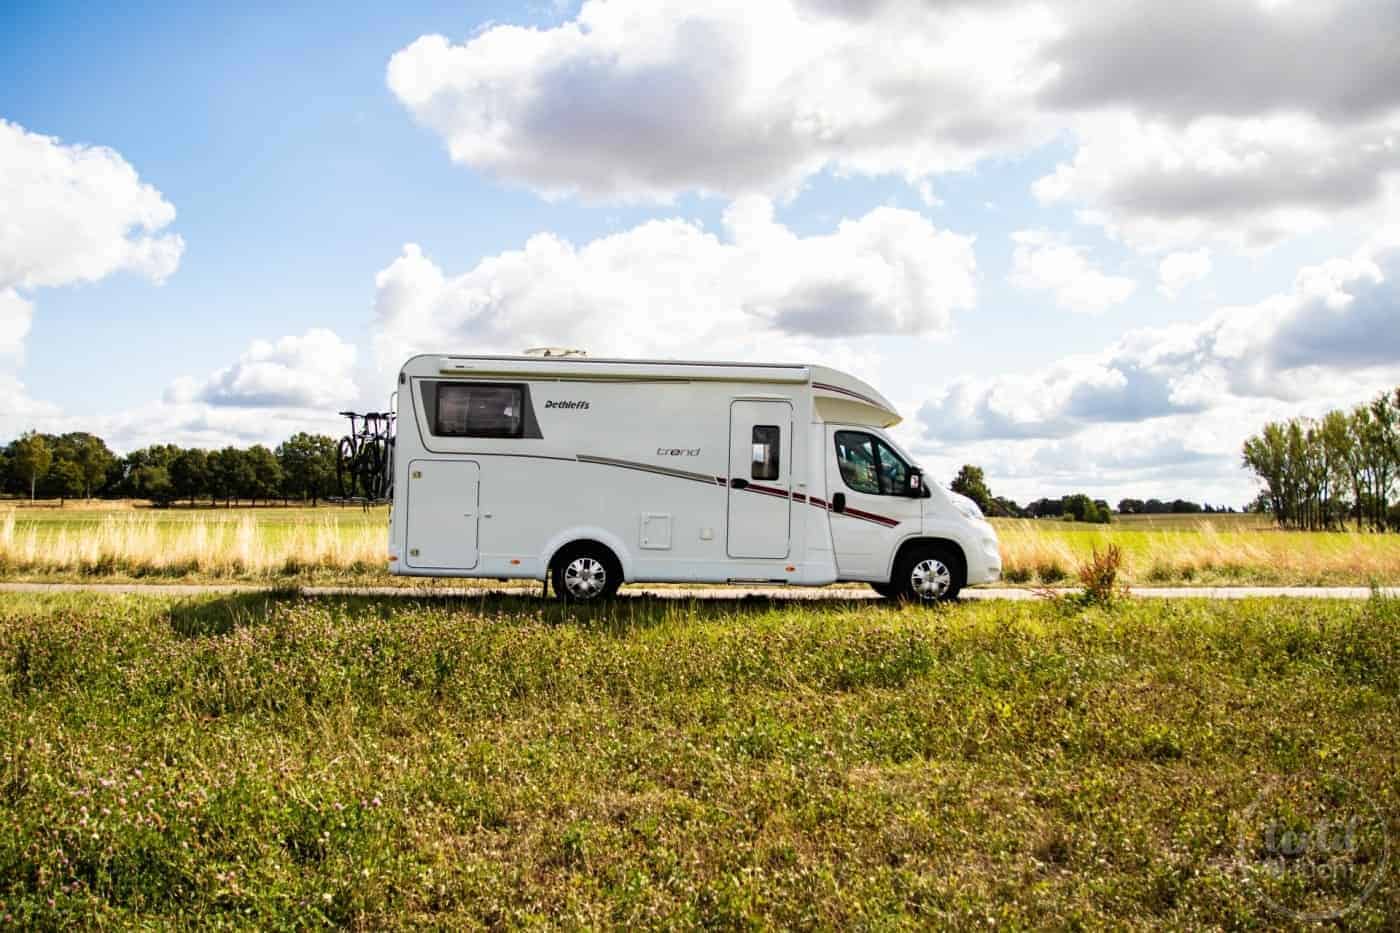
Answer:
[551,544,622,602]
[336,437,357,498]
[892,543,964,603]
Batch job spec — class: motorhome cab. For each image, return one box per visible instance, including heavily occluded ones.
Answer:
[388,354,1001,601]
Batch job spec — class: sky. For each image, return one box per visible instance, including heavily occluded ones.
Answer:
[2,0,1398,508]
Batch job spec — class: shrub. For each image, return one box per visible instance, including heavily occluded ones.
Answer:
[1003,565,1032,584]
[1077,544,1127,607]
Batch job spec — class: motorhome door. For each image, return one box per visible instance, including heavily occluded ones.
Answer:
[405,459,481,570]
[726,400,792,559]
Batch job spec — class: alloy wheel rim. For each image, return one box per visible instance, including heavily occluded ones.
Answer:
[564,557,607,598]
[910,558,952,599]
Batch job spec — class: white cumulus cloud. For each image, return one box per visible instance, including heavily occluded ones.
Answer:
[925,241,1400,443]
[0,119,184,438]
[1010,230,1135,313]
[1033,112,1400,251]
[0,119,184,292]
[388,0,1400,256]
[916,239,1400,501]
[171,329,360,410]
[372,197,976,374]
[0,289,34,359]
[1157,248,1212,297]
[386,0,1057,201]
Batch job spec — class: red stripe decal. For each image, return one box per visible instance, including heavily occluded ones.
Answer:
[813,381,883,408]
[841,506,901,527]
[739,486,899,527]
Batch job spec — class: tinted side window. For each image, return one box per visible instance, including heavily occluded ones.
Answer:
[834,431,880,495]
[435,383,524,438]
[752,425,780,480]
[876,440,909,495]
[835,431,911,496]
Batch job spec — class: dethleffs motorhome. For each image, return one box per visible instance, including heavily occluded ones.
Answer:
[388,353,1001,601]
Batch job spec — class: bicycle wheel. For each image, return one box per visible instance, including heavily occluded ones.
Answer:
[358,441,384,501]
[336,436,358,498]
[371,439,391,499]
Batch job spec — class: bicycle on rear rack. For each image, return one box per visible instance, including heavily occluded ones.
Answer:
[335,410,395,506]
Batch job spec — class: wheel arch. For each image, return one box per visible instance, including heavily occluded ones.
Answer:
[542,527,631,581]
[887,536,967,584]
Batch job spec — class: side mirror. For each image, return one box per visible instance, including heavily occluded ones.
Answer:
[905,470,923,498]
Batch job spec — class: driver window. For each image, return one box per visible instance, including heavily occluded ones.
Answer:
[835,430,911,496]
[876,442,909,495]
[834,431,880,495]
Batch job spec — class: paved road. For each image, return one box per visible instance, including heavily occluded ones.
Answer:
[2,582,1395,601]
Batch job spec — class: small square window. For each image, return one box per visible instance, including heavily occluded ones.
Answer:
[752,425,779,480]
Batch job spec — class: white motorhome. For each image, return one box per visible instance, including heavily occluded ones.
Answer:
[388,353,1000,601]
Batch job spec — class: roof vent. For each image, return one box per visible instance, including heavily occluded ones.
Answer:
[523,347,588,358]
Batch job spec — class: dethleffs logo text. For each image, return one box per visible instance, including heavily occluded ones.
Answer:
[545,400,590,410]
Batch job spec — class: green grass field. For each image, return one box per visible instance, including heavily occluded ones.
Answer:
[3,501,1400,587]
[0,592,1395,926]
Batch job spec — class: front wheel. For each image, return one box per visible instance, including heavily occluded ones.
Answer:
[551,546,622,602]
[892,545,964,603]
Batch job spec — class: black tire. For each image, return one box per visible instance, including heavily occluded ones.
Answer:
[892,543,965,603]
[869,581,898,599]
[358,441,384,500]
[551,543,622,603]
[336,437,357,498]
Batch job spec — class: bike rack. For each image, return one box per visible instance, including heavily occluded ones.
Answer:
[335,409,397,505]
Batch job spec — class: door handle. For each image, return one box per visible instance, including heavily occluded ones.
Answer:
[730,478,749,490]
[831,493,846,513]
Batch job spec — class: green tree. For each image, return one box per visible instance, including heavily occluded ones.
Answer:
[950,464,992,514]
[118,445,181,499]
[131,463,174,506]
[1061,493,1109,524]
[12,431,52,501]
[1319,410,1354,529]
[244,445,283,507]
[170,448,209,507]
[73,434,116,498]
[1243,422,1288,524]
[277,433,337,505]
[1363,392,1397,531]
[223,448,257,506]
[46,460,85,504]
[206,448,237,506]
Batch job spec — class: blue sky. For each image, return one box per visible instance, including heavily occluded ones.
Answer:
[2,0,1397,505]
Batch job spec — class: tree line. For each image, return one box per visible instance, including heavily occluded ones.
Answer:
[950,464,1114,523]
[1242,387,1400,531]
[0,432,340,506]
[1115,498,1236,515]
[950,464,1238,523]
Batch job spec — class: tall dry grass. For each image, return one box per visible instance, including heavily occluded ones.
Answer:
[0,511,385,578]
[2,508,1399,585]
[994,518,1400,585]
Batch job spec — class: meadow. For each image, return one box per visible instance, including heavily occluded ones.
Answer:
[0,591,1394,927]
[3,502,1400,587]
